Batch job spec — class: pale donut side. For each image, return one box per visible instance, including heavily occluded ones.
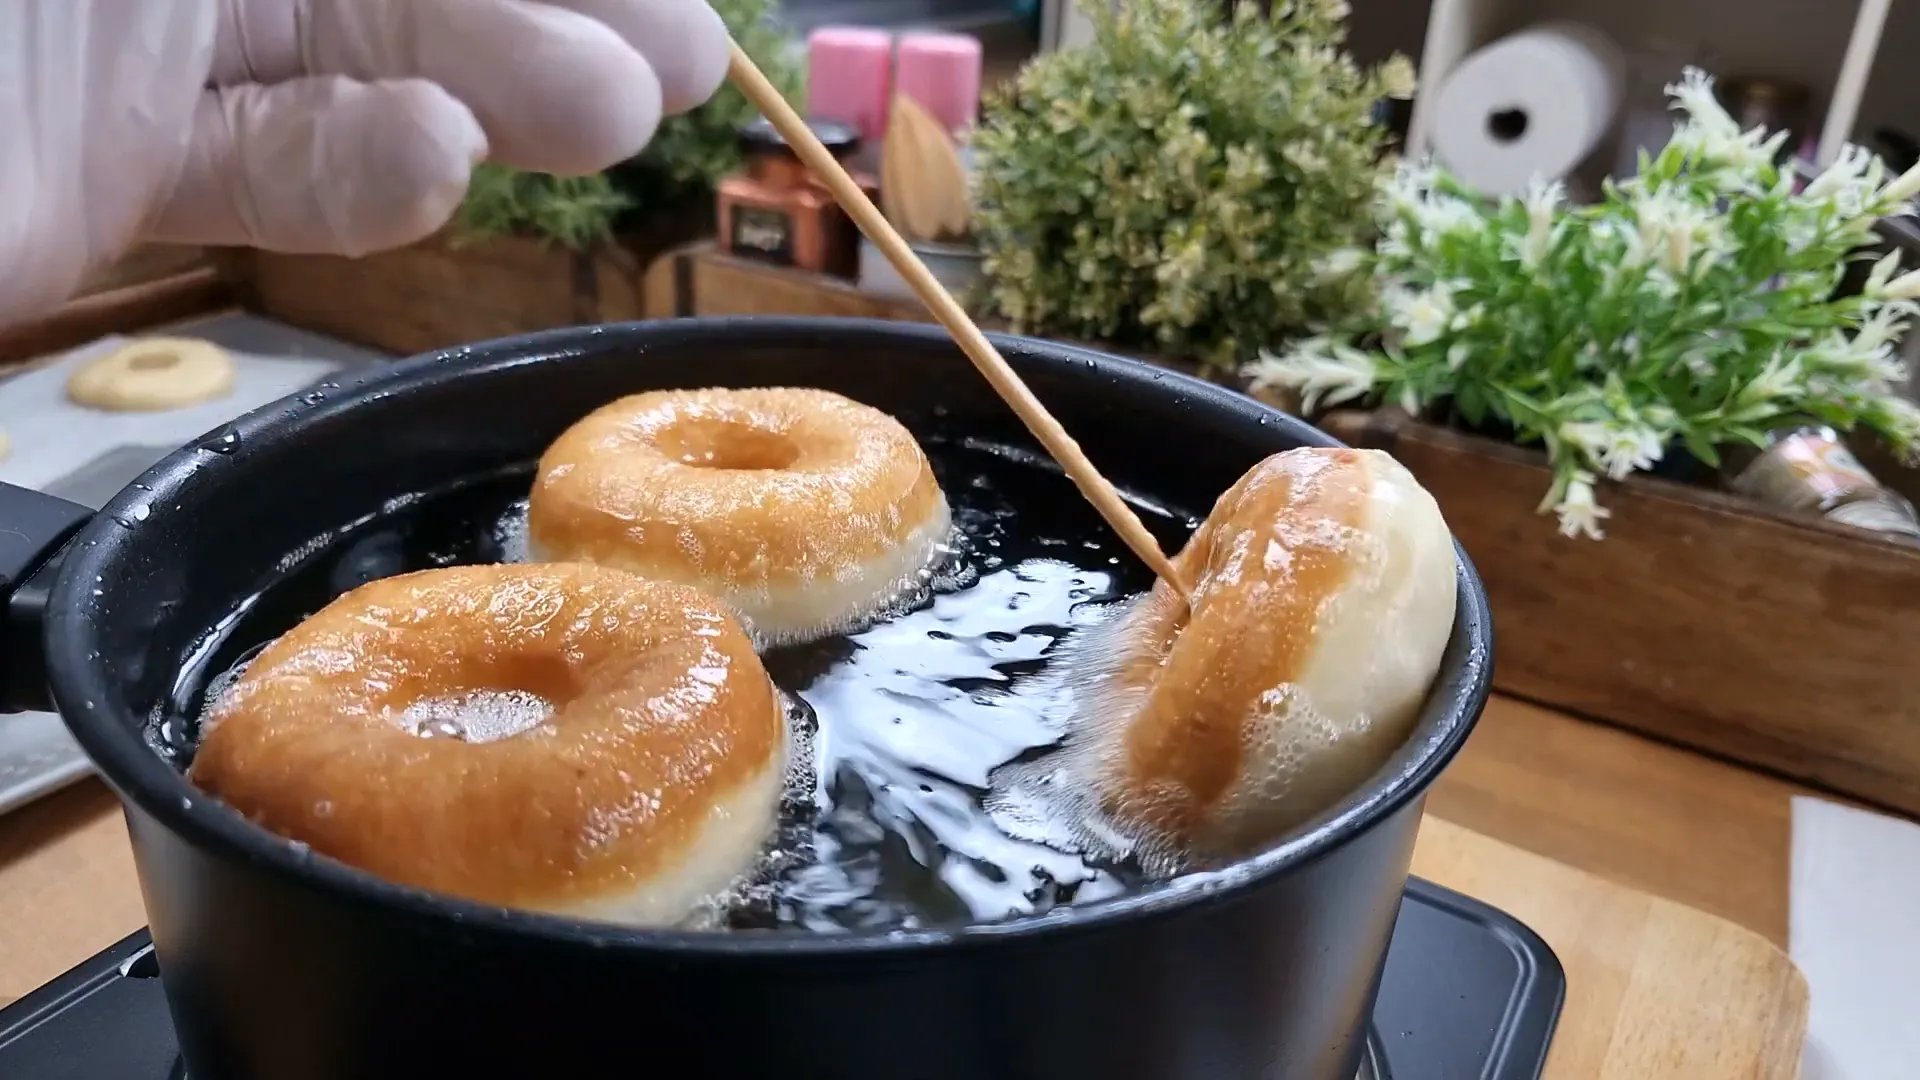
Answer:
[67,337,237,412]
[189,563,787,927]
[528,387,951,646]
[0,426,9,463]
[1039,447,1457,869]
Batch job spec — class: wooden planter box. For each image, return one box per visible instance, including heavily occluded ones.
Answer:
[657,243,1920,812]
[1321,407,1920,817]
[649,243,1284,401]
[0,245,230,369]
[219,219,707,357]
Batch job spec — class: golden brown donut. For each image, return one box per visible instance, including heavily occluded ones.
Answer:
[67,337,236,411]
[1031,447,1457,870]
[528,387,951,646]
[189,563,787,927]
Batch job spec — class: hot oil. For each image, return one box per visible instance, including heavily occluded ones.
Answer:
[150,435,1201,933]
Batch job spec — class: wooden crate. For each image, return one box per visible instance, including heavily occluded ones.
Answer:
[0,245,230,368]
[648,242,945,323]
[1321,407,1920,817]
[224,220,706,357]
[649,243,1294,407]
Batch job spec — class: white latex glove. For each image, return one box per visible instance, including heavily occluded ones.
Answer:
[0,0,731,330]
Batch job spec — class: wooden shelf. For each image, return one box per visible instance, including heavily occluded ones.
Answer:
[1386,0,1897,172]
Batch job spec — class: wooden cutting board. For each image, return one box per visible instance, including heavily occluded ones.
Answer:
[0,785,1805,1078]
[1414,817,1807,1079]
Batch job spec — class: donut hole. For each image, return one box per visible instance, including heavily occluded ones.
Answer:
[393,654,573,743]
[399,688,555,743]
[126,351,180,372]
[655,418,801,470]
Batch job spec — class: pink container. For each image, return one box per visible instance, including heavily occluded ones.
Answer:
[806,26,894,142]
[895,32,984,134]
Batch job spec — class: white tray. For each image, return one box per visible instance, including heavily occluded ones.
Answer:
[0,317,384,816]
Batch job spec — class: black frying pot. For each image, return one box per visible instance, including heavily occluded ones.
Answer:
[0,319,1492,1080]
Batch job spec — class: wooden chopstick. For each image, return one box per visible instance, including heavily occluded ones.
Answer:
[726,43,1190,601]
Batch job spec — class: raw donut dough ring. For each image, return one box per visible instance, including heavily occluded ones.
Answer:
[67,337,237,412]
[1038,447,1457,869]
[190,563,788,927]
[529,387,952,646]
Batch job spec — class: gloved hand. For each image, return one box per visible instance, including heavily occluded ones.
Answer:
[0,0,731,329]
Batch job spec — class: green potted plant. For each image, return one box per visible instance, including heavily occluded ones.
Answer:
[456,0,805,253]
[1247,68,1920,539]
[969,0,1413,378]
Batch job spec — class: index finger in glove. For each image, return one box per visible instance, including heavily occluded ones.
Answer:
[145,76,487,256]
[214,0,680,176]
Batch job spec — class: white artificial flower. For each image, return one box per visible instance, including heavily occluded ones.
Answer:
[1413,194,1481,242]
[1882,159,1920,207]
[1719,129,1792,179]
[1552,472,1611,540]
[1666,68,1740,142]
[1314,247,1366,281]
[1803,144,1884,220]
[1627,187,1717,274]
[1864,251,1904,298]
[1803,145,1870,201]
[1558,418,1664,480]
[1604,425,1665,480]
[1780,211,1825,256]
[1558,421,1609,457]
[1385,281,1458,347]
[1398,383,1423,418]
[1811,327,1908,386]
[1660,69,1788,187]
[1382,161,1483,242]
[1689,219,1733,277]
[1519,179,1563,268]
[1382,160,1440,214]
[1877,267,1920,302]
[1667,128,1789,187]
[1245,337,1379,412]
[1735,352,1807,412]
[1855,303,1913,353]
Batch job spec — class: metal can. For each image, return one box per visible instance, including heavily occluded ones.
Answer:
[1729,426,1920,541]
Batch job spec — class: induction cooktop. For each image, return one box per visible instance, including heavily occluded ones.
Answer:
[0,876,1563,1079]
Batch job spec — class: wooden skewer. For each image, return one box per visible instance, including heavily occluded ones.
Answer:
[726,43,1190,601]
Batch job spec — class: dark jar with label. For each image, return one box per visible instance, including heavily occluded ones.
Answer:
[716,117,872,279]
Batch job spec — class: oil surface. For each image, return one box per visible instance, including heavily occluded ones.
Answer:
[152,435,1202,932]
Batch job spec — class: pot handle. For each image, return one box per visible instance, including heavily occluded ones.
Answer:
[1,482,94,714]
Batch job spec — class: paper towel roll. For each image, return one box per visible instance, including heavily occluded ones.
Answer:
[1431,24,1625,198]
